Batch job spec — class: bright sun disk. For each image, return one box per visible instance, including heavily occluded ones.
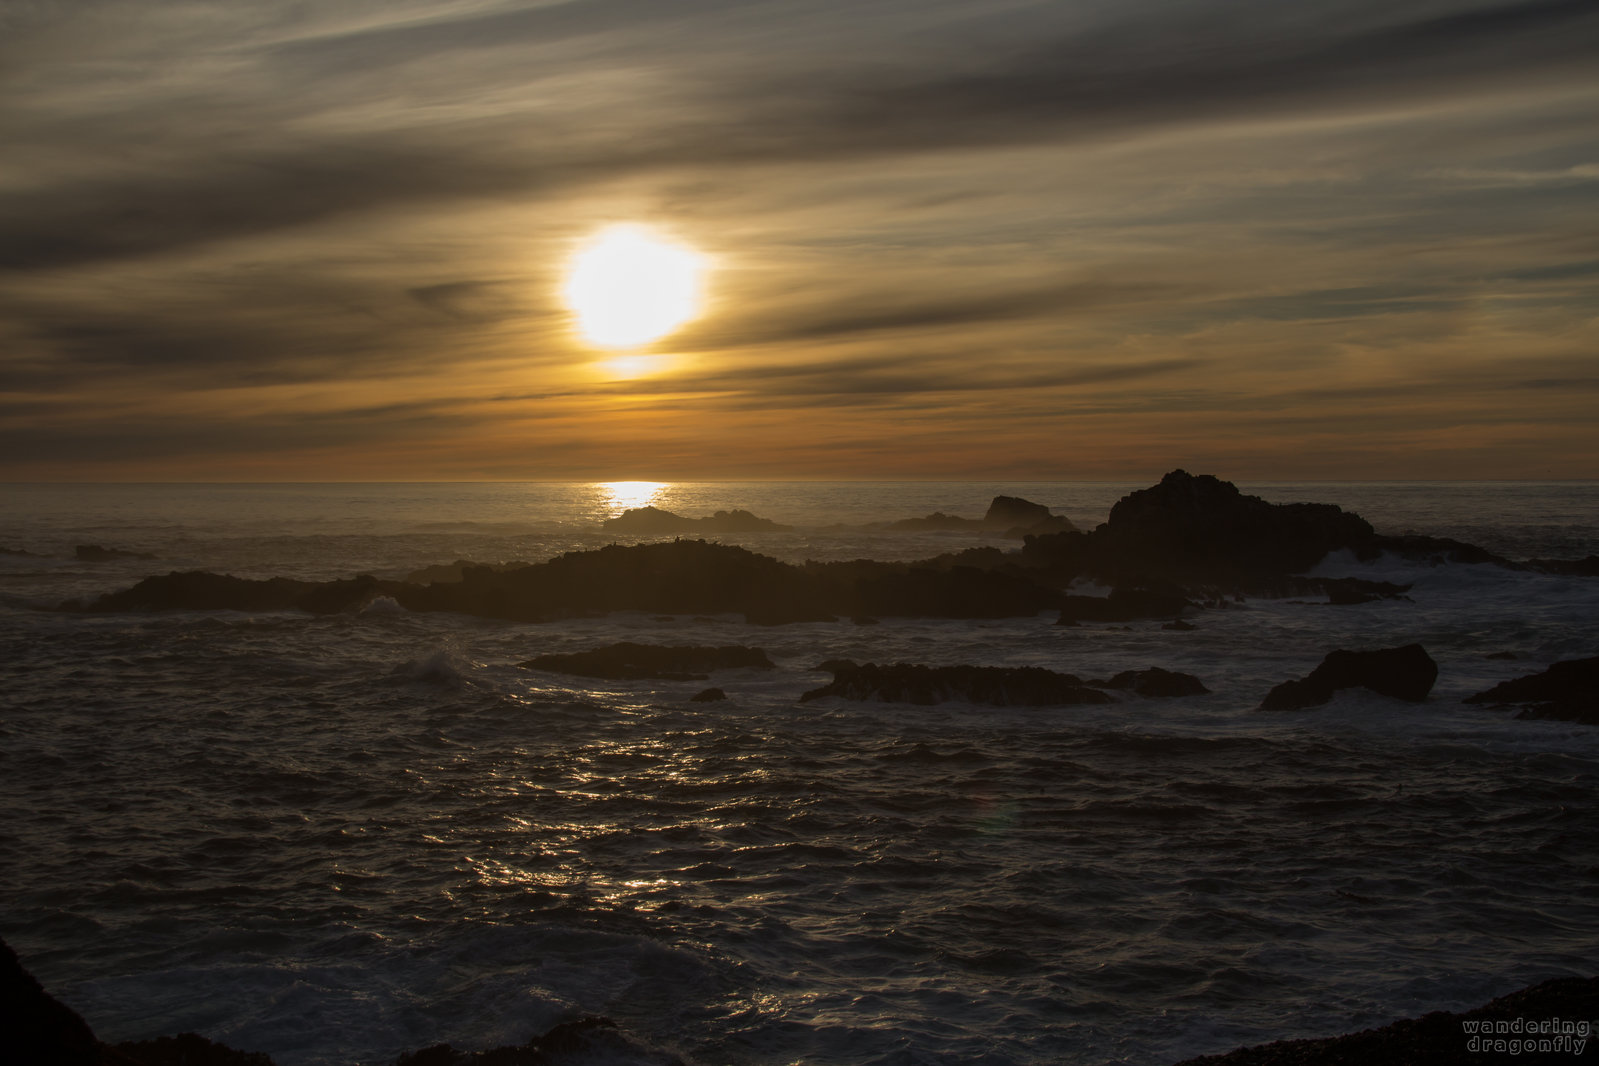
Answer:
[564,225,706,348]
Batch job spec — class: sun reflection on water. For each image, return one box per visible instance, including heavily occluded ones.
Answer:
[598,480,667,515]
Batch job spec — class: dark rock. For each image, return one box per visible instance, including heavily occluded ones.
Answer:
[1320,577,1412,605]
[1099,470,1374,582]
[79,571,395,615]
[1170,975,1599,1066]
[800,662,1116,706]
[602,507,790,533]
[403,560,530,585]
[1,937,103,1066]
[1482,651,1520,660]
[1,937,273,1066]
[1100,667,1209,697]
[1464,657,1599,725]
[520,642,774,681]
[815,560,1062,620]
[884,511,981,531]
[1162,619,1197,631]
[982,495,1075,536]
[690,687,727,702]
[1358,533,1512,568]
[74,544,156,561]
[1527,555,1599,576]
[114,1034,274,1065]
[0,546,43,557]
[1260,644,1438,710]
[1058,582,1193,623]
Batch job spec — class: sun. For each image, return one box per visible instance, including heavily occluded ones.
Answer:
[563,224,707,348]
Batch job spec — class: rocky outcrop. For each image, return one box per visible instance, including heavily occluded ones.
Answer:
[872,495,1073,536]
[1096,667,1209,697]
[1527,555,1599,577]
[1171,975,1598,1065]
[1097,470,1374,583]
[83,572,395,615]
[800,662,1117,706]
[75,545,156,561]
[1465,657,1599,725]
[602,507,791,533]
[520,642,774,680]
[1,937,272,1064]
[403,559,530,585]
[1057,582,1193,624]
[1260,644,1438,710]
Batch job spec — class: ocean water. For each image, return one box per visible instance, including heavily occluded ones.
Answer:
[1,480,1597,1066]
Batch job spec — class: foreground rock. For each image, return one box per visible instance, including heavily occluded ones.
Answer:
[520,642,774,680]
[1097,667,1210,697]
[1260,644,1438,710]
[801,663,1118,706]
[1171,975,1598,1065]
[602,506,791,533]
[1465,657,1599,725]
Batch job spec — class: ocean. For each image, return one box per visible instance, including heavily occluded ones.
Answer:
[2,479,1597,1065]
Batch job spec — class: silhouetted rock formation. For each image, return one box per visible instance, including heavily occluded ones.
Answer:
[403,559,530,585]
[75,544,156,561]
[872,495,1073,536]
[519,641,774,680]
[602,507,791,533]
[1319,577,1412,604]
[1171,975,1598,1066]
[1,936,272,1065]
[1097,667,1209,697]
[1356,533,1512,568]
[1465,657,1599,725]
[1028,470,1375,586]
[800,663,1116,706]
[982,495,1074,536]
[690,687,727,702]
[1259,644,1438,710]
[84,571,392,614]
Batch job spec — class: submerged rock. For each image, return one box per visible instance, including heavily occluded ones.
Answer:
[1171,975,1599,1066]
[74,544,156,561]
[602,507,791,533]
[800,662,1116,706]
[1098,667,1209,698]
[1465,656,1599,725]
[1260,644,1438,710]
[394,1016,685,1066]
[520,641,774,681]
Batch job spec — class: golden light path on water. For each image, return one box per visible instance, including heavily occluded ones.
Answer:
[598,480,666,514]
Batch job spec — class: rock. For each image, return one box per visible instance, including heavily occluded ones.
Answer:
[690,687,727,702]
[1527,555,1599,576]
[602,507,791,533]
[1,937,103,1066]
[1170,975,1599,1065]
[884,511,981,531]
[114,1034,274,1065]
[74,544,156,561]
[1357,533,1512,568]
[1260,644,1438,710]
[1319,577,1412,605]
[1099,470,1375,582]
[520,642,774,681]
[80,571,393,615]
[1099,667,1209,697]
[982,496,1075,536]
[1464,657,1599,725]
[1058,582,1192,623]
[1,936,273,1065]
[1162,619,1196,631]
[800,662,1116,706]
[402,560,529,585]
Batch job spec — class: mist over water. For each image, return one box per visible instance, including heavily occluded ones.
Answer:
[2,481,1597,1065]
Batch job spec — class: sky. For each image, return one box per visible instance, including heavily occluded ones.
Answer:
[2,0,1596,481]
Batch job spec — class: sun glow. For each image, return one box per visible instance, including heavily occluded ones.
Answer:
[564,225,706,348]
